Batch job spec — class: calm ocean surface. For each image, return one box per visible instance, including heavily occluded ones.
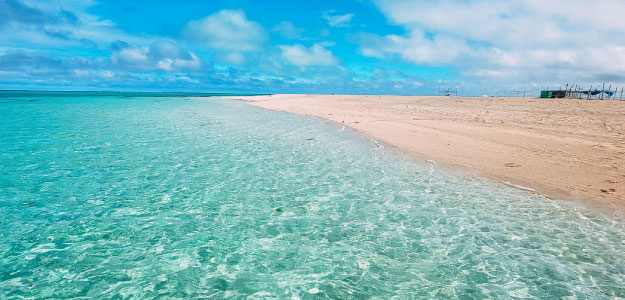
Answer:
[1,92,624,298]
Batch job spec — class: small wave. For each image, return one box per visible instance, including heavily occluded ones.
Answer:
[503,181,537,192]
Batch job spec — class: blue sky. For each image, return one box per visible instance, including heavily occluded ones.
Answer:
[1,0,624,95]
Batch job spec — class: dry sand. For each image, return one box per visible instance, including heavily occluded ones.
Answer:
[227,94,625,216]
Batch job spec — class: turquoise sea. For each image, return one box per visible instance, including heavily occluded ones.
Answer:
[1,92,624,299]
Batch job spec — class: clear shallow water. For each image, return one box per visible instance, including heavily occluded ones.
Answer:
[0,92,624,299]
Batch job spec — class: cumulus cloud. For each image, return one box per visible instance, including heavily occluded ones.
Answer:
[360,30,468,65]
[183,10,265,52]
[322,12,354,28]
[365,0,625,83]
[110,41,203,71]
[0,3,270,91]
[279,43,338,66]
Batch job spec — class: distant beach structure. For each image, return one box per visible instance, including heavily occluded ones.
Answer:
[541,83,624,100]
[438,87,458,96]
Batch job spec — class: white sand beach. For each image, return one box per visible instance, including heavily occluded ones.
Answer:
[228,94,625,215]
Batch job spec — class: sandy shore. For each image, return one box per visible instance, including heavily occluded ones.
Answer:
[226,94,625,216]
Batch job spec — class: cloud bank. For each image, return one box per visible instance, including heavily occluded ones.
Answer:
[110,41,203,72]
[2,0,625,94]
[359,0,625,85]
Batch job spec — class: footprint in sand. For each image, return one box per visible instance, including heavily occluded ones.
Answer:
[600,188,617,194]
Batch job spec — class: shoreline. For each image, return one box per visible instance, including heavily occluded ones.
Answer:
[224,94,625,218]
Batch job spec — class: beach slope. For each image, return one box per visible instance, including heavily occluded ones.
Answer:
[228,94,625,214]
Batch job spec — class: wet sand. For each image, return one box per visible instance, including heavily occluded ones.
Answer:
[227,94,625,216]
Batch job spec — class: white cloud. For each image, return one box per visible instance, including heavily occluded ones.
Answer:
[183,10,265,52]
[279,43,338,66]
[111,41,202,72]
[366,0,625,83]
[112,47,149,65]
[322,12,354,28]
[360,30,468,65]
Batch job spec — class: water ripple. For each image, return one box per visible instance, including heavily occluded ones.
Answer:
[0,95,624,298]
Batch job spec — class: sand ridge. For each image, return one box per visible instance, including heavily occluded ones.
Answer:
[226,94,625,216]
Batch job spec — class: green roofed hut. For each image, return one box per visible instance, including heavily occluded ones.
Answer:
[540,90,566,98]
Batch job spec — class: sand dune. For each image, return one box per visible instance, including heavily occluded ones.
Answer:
[228,94,625,216]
